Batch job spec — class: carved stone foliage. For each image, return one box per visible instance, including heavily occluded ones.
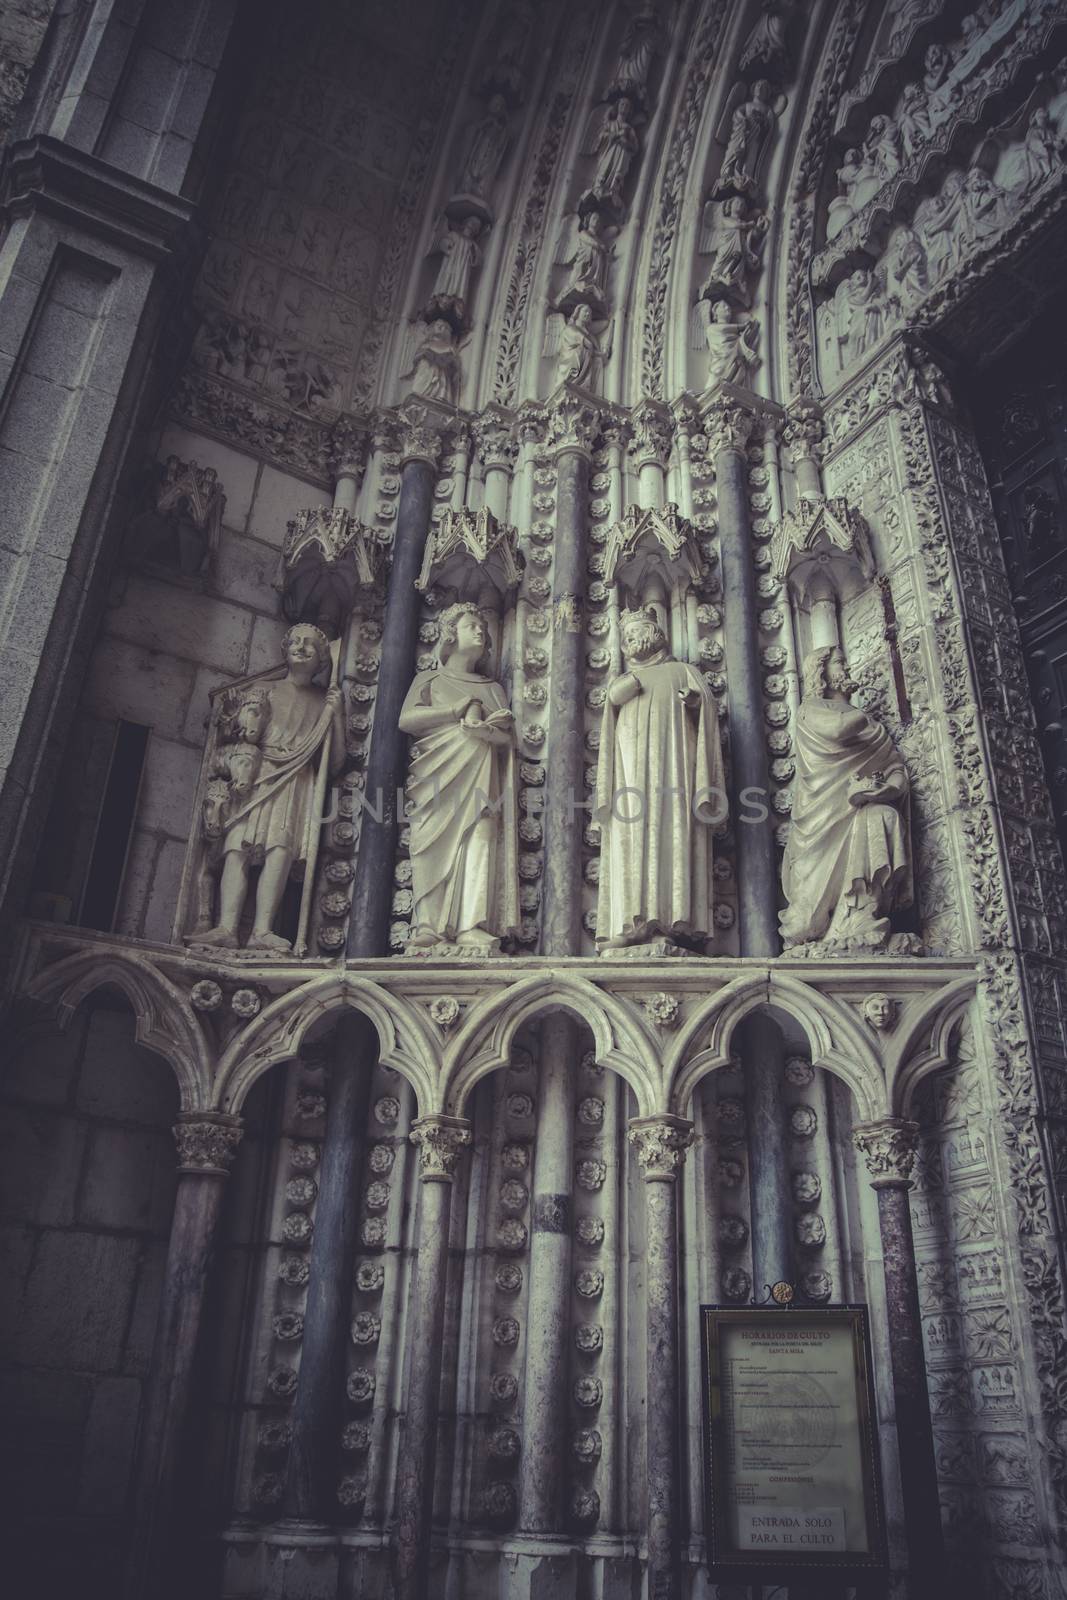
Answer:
[173,1115,244,1175]
[627,1116,695,1179]
[853,1118,919,1186]
[410,1115,472,1181]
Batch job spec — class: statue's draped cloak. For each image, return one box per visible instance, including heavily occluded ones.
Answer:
[780,697,912,945]
[403,669,520,942]
[594,656,725,945]
[222,687,331,865]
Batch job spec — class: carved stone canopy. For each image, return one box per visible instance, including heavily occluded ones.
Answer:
[769,494,875,601]
[601,502,704,600]
[281,507,389,635]
[415,507,524,604]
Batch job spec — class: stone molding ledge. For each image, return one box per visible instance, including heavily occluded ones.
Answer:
[14,921,977,1130]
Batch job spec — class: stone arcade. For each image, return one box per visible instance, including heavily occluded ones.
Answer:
[1,1,1066,1598]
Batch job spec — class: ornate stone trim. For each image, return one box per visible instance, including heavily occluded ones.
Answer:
[410,1115,473,1182]
[173,1113,244,1176]
[627,1114,695,1180]
[852,1118,919,1187]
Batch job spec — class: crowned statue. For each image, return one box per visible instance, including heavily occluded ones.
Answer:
[780,645,914,954]
[193,623,345,951]
[593,606,725,955]
[399,604,519,954]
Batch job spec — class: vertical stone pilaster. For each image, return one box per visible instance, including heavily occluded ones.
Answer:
[395,1115,472,1600]
[628,1115,694,1600]
[853,1118,943,1596]
[127,1113,243,1599]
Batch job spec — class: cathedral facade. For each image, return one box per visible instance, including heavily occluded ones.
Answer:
[2,1,1067,1596]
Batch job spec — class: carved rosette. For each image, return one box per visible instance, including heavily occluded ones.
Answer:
[410,1115,473,1182]
[173,1114,244,1177]
[627,1115,695,1181]
[852,1118,920,1189]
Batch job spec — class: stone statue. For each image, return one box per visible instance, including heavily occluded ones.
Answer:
[739,0,796,71]
[698,198,768,305]
[1002,107,1061,196]
[593,606,725,955]
[427,216,484,321]
[405,318,463,405]
[548,304,611,391]
[714,79,779,196]
[194,625,345,951]
[398,604,519,953]
[780,645,913,954]
[698,300,760,389]
[588,97,640,210]
[607,8,665,102]
[127,454,225,577]
[556,209,612,306]
[897,81,932,159]
[826,149,863,241]
[457,95,510,202]
[837,267,887,366]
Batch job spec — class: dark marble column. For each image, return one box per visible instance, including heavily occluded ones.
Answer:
[854,1119,943,1597]
[706,401,790,1303]
[126,1113,243,1599]
[519,397,597,1532]
[395,1116,472,1599]
[286,411,441,1521]
[628,1115,695,1600]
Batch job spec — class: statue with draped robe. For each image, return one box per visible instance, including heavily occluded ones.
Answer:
[399,604,519,953]
[593,606,725,954]
[780,645,914,953]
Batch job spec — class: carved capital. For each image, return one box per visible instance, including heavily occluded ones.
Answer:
[852,1118,919,1188]
[473,410,518,473]
[173,1114,244,1176]
[627,1114,695,1181]
[703,400,754,458]
[628,399,673,470]
[397,402,443,468]
[410,1114,473,1182]
[516,401,548,449]
[328,416,369,478]
[545,392,600,459]
[780,400,825,465]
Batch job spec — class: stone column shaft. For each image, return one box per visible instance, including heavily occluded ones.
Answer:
[519,1012,575,1529]
[284,1011,375,1519]
[855,1120,943,1596]
[395,1116,472,1600]
[126,1114,243,1599]
[629,1116,694,1600]
[743,1012,792,1289]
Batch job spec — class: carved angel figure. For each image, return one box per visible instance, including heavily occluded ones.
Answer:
[555,209,613,307]
[607,8,665,102]
[739,0,796,71]
[587,96,640,210]
[427,216,484,320]
[779,646,912,954]
[398,604,519,953]
[698,198,768,305]
[404,318,464,406]
[714,79,781,196]
[545,304,612,391]
[193,626,345,951]
[692,301,760,389]
[457,95,510,202]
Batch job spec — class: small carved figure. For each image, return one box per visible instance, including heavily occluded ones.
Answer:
[885,0,938,47]
[780,646,912,953]
[866,114,903,182]
[398,604,519,953]
[698,197,768,305]
[457,94,510,201]
[1002,107,1061,196]
[959,166,1006,248]
[888,225,928,301]
[555,209,613,307]
[915,172,965,280]
[607,8,665,103]
[838,267,887,366]
[593,606,725,954]
[863,993,899,1031]
[546,304,612,391]
[898,81,933,159]
[427,216,484,322]
[739,0,796,71]
[127,455,226,577]
[194,625,345,951]
[826,149,863,241]
[405,318,463,406]
[714,79,780,196]
[922,41,949,94]
[695,300,760,389]
[588,96,640,210]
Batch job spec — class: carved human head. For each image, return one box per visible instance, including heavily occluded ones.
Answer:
[583,209,602,234]
[282,623,331,676]
[461,214,483,239]
[711,299,731,323]
[621,605,668,662]
[863,993,898,1032]
[573,303,593,325]
[802,644,854,699]
[224,742,261,796]
[236,687,270,741]
[752,79,772,103]
[437,602,487,665]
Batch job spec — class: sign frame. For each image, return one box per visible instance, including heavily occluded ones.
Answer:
[700,1301,888,1584]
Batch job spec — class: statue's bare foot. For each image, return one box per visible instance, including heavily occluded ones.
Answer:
[407,928,441,950]
[247,930,292,952]
[193,927,238,948]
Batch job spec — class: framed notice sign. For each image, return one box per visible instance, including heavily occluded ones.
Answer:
[700,1303,887,1582]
